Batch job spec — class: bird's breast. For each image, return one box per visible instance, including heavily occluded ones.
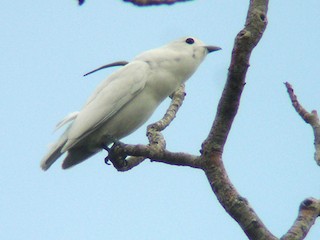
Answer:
[82,87,160,150]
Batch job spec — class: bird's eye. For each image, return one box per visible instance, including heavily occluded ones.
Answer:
[185,38,195,45]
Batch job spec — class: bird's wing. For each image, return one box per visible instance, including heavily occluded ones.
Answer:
[61,61,149,152]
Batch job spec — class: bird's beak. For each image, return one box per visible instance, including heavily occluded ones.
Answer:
[205,46,222,53]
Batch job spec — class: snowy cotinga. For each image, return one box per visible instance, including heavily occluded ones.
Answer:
[41,37,221,170]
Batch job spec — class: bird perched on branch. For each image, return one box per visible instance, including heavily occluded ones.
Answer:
[40,37,221,170]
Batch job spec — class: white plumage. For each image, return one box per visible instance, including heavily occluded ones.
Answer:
[41,37,220,170]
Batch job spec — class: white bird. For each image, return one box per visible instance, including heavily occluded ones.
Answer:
[41,37,221,170]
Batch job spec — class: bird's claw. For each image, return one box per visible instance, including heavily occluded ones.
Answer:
[104,141,128,169]
[104,157,111,165]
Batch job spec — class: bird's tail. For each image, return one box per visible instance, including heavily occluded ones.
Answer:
[40,134,98,170]
[40,134,67,171]
[61,148,97,169]
[41,112,79,171]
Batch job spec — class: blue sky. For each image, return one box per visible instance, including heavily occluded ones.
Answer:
[1,0,320,239]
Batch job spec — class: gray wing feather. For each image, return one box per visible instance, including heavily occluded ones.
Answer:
[61,61,148,152]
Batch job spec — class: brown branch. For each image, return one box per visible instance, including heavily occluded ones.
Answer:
[147,83,186,146]
[108,143,202,171]
[281,198,320,240]
[123,0,191,6]
[200,1,277,240]
[77,0,191,6]
[285,82,320,166]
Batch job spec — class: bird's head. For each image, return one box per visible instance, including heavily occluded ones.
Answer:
[165,37,221,62]
[145,37,221,81]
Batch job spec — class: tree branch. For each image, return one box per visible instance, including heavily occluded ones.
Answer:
[285,82,320,166]
[200,1,277,239]
[107,142,202,171]
[123,0,191,6]
[281,198,320,240]
[147,83,186,146]
[77,0,191,6]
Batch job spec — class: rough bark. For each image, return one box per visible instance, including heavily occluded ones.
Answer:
[281,198,320,240]
[200,1,278,239]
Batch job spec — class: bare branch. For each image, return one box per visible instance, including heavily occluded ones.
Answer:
[281,198,320,240]
[202,1,269,153]
[107,142,202,171]
[284,82,315,124]
[77,0,191,6]
[200,1,277,239]
[123,0,191,6]
[147,83,186,146]
[285,82,320,165]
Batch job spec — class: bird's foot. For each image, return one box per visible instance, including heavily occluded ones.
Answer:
[102,135,120,152]
[104,141,128,169]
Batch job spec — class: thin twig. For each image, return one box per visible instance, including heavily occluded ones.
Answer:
[285,82,320,166]
[123,0,191,6]
[77,0,191,6]
[147,84,186,146]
